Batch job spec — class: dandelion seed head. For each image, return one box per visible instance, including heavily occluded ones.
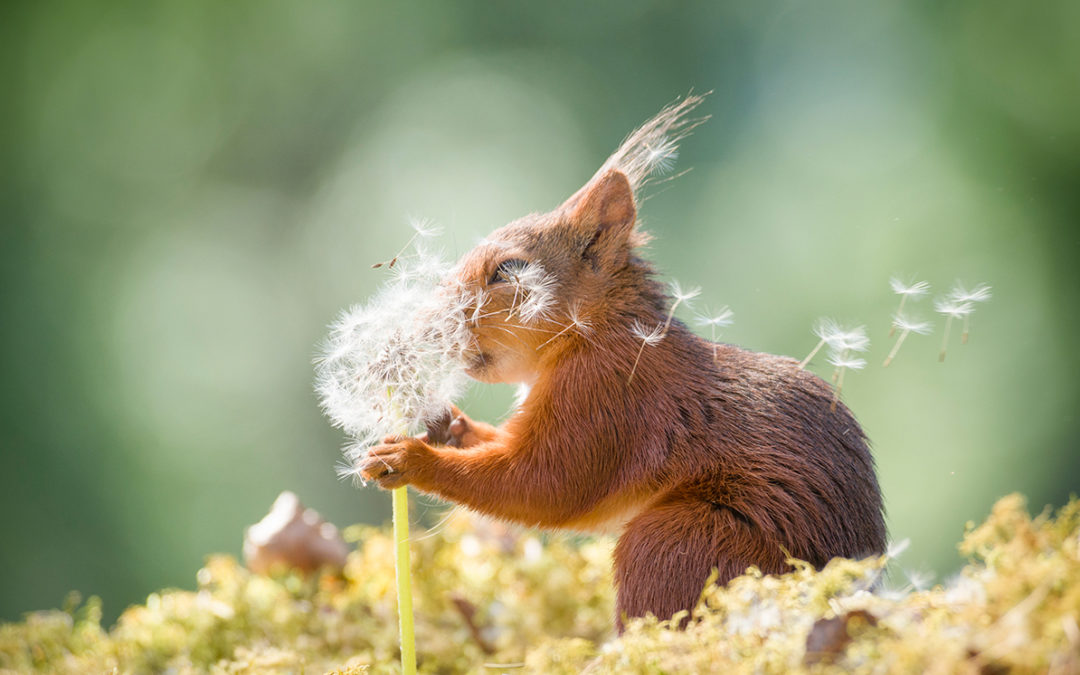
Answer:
[892,313,933,335]
[821,322,870,353]
[886,538,911,560]
[949,282,992,304]
[935,298,974,318]
[828,354,867,370]
[697,306,735,328]
[316,236,470,474]
[630,319,665,346]
[813,317,841,341]
[409,217,443,239]
[889,277,931,298]
[567,301,593,335]
[669,280,702,304]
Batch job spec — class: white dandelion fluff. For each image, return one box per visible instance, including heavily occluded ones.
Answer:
[509,264,557,324]
[799,319,867,370]
[949,282,992,304]
[669,280,702,305]
[828,354,867,371]
[697,307,735,330]
[889,277,931,298]
[630,319,665,346]
[316,241,471,480]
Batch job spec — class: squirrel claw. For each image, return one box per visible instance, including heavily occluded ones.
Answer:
[358,438,429,490]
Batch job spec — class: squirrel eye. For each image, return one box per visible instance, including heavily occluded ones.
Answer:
[489,258,528,285]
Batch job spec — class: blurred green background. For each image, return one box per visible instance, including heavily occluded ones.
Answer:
[2,0,1078,624]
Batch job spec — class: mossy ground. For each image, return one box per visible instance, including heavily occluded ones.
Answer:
[2,494,1077,674]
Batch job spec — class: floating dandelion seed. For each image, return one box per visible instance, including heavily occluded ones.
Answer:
[538,301,593,349]
[696,306,734,362]
[948,282,992,344]
[628,319,664,383]
[799,319,867,370]
[371,218,443,269]
[631,319,666,345]
[664,280,700,332]
[883,313,932,367]
[828,353,866,412]
[885,538,911,560]
[904,569,935,593]
[627,281,699,383]
[888,278,930,336]
[934,298,974,362]
[799,318,839,370]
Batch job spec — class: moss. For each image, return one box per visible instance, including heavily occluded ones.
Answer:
[2,494,1077,674]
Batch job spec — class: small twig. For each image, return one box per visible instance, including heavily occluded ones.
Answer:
[450,593,496,655]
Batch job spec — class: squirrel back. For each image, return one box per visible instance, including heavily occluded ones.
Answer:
[361,96,886,629]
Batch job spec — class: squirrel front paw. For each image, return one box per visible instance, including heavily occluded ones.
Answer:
[358,437,432,490]
[424,405,499,448]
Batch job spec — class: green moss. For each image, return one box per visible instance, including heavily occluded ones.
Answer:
[3,494,1077,673]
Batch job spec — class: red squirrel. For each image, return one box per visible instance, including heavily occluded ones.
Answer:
[359,96,886,630]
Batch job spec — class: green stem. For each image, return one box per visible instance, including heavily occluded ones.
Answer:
[387,388,417,675]
[393,485,417,675]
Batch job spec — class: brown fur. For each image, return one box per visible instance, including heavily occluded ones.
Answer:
[361,154,886,632]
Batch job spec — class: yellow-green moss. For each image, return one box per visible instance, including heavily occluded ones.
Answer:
[3,494,1078,674]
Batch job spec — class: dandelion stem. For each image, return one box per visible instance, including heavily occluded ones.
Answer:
[940,316,953,362]
[388,392,417,675]
[831,350,847,383]
[392,486,416,675]
[628,340,649,384]
[889,297,908,337]
[537,323,575,350]
[662,297,686,335]
[883,330,909,367]
[831,366,846,412]
[962,314,970,344]
[798,339,826,370]
[372,230,421,269]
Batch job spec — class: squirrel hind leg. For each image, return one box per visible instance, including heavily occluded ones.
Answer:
[612,491,787,633]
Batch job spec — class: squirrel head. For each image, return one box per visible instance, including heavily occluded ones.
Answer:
[452,169,642,383]
[449,95,708,384]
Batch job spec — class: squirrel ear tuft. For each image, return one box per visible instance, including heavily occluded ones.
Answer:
[569,169,636,237]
